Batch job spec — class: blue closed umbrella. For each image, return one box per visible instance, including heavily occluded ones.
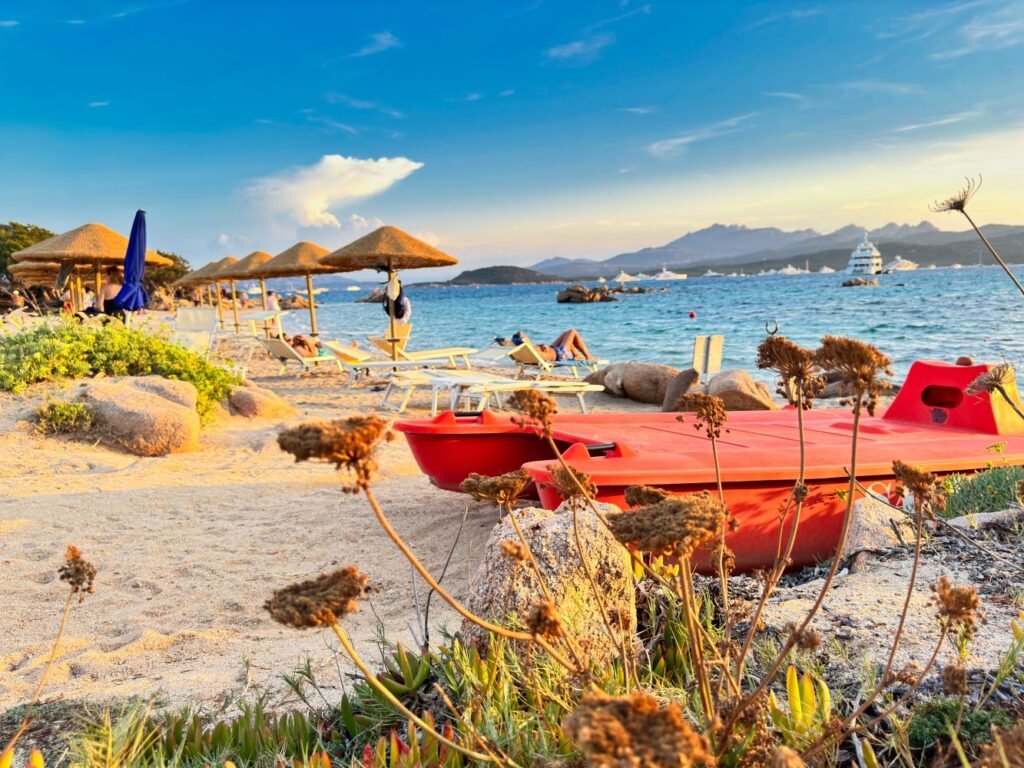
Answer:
[114,209,148,312]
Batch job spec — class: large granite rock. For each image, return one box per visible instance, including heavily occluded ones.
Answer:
[556,285,617,303]
[464,500,635,665]
[661,369,701,411]
[840,496,918,562]
[707,370,778,411]
[77,377,200,456]
[228,383,296,419]
[586,362,680,404]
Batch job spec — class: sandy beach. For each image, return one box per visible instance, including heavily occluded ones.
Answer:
[0,355,652,710]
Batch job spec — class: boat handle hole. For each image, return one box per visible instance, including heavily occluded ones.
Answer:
[921,385,963,409]
[585,442,617,456]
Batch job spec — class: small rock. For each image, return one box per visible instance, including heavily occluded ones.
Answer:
[947,508,1023,530]
[78,377,200,456]
[661,368,701,411]
[706,370,778,411]
[840,496,916,561]
[228,384,296,419]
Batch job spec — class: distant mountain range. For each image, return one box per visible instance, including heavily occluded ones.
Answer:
[531,222,1024,278]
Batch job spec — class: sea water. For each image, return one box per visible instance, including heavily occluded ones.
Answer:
[282,265,1024,381]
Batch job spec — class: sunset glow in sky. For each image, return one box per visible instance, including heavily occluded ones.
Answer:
[2,1,1023,272]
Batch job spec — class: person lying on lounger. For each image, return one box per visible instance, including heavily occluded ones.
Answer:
[282,333,322,358]
[509,329,595,363]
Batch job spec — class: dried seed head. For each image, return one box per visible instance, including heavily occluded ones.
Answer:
[563,690,716,768]
[892,460,945,517]
[624,485,672,507]
[792,482,809,504]
[607,492,726,559]
[786,623,821,651]
[507,390,557,436]
[548,463,597,510]
[460,470,531,510]
[966,362,1015,396]
[526,600,563,640]
[941,664,968,696]
[59,545,97,601]
[813,336,893,416]
[929,175,981,214]
[676,393,728,439]
[772,746,807,768]
[756,335,824,409]
[499,540,529,561]
[975,719,1024,768]
[265,566,368,628]
[277,416,393,492]
[931,575,984,640]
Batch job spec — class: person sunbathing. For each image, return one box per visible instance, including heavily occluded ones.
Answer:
[282,333,322,358]
[510,329,595,363]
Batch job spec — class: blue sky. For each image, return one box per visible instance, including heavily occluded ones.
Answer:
[2,0,1023,275]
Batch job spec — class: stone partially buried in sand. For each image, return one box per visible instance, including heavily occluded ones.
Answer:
[228,383,296,419]
[587,362,680,405]
[707,369,777,411]
[464,500,634,665]
[78,377,200,456]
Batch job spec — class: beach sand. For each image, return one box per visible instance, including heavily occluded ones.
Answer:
[0,357,648,710]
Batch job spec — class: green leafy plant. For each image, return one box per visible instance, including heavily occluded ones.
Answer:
[767,665,834,750]
[942,465,1024,519]
[34,400,93,435]
[354,715,464,768]
[0,321,238,424]
[906,698,1010,754]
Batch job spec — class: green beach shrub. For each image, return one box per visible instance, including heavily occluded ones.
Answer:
[35,400,93,435]
[0,320,238,424]
[906,697,1010,754]
[942,464,1024,519]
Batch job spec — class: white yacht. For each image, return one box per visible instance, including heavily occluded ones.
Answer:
[635,271,652,280]
[845,232,883,275]
[778,264,804,276]
[703,269,723,277]
[654,266,688,280]
[613,270,637,282]
[345,285,362,292]
[883,255,919,273]
[819,265,836,274]
[597,276,607,283]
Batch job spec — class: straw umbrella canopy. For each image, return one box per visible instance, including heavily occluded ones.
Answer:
[13,223,171,298]
[322,226,457,360]
[246,241,335,336]
[173,256,238,326]
[216,250,274,311]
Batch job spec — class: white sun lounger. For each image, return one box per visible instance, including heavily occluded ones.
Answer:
[381,369,604,415]
[258,337,343,376]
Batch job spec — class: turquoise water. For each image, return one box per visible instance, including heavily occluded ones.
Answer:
[280,265,1024,381]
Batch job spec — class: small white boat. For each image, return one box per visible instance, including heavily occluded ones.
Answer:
[654,266,688,281]
[950,263,963,270]
[819,266,836,274]
[778,264,804,276]
[846,232,883,275]
[703,269,723,277]
[635,271,652,280]
[346,285,362,292]
[597,276,607,283]
[613,270,637,282]
[883,255,918,273]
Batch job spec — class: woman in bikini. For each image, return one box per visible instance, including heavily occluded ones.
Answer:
[509,329,595,363]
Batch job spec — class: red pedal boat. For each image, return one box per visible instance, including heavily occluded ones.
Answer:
[395,361,1024,572]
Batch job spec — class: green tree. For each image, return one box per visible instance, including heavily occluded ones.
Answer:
[0,222,55,278]
[144,250,191,292]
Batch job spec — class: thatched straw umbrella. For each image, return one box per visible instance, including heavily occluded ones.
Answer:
[322,226,457,360]
[246,242,335,336]
[13,223,171,306]
[173,256,238,327]
[217,251,273,310]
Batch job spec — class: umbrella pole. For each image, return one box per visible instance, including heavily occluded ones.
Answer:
[260,279,268,311]
[229,280,241,333]
[388,268,398,362]
[94,265,102,306]
[214,282,225,328]
[305,272,318,337]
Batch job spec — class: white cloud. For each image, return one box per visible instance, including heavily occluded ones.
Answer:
[584,3,651,32]
[348,31,401,58]
[842,80,923,95]
[326,92,404,118]
[893,110,980,132]
[0,20,18,27]
[545,34,614,63]
[305,115,358,134]
[762,91,805,102]
[66,19,87,24]
[246,154,424,229]
[623,106,655,115]
[463,92,483,102]
[216,233,231,246]
[932,2,1024,58]
[647,113,758,159]
[500,89,515,97]
[744,8,822,31]
[88,100,111,108]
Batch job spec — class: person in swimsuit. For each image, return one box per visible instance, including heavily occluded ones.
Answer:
[509,329,594,363]
[282,333,322,358]
[98,269,124,314]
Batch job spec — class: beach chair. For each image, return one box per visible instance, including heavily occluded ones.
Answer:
[368,331,476,369]
[692,334,724,384]
[382,369,604,415]
[258,337,343,376]
[169,307,220,357]
[506,339,607,379]
[320,341,431,382]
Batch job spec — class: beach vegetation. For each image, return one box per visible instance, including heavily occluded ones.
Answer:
[34,399,93,435]
[0,320,238,424]
[0,222,54,277]
[145,251,191,293]
[906,697,1011,754]
[942,464,1024,520]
